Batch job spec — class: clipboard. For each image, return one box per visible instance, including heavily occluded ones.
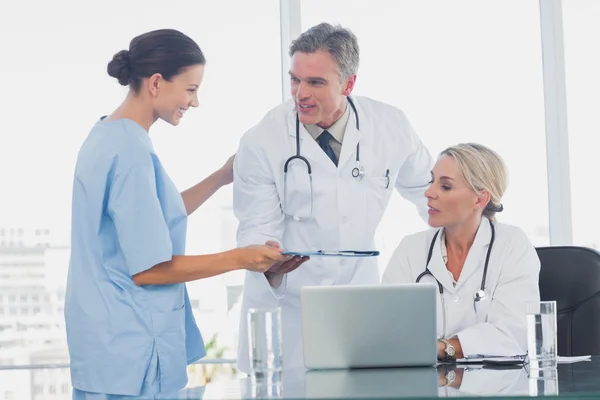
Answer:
[281,250,380,257]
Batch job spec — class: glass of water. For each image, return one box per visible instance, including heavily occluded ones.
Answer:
[247,307,283,376]
[528,366,559,396]
[526,300,558,369]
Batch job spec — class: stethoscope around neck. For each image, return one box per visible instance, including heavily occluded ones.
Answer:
[282,97,363,221]
[415,219,495,338]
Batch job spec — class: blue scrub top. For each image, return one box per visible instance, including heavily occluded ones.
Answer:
[65,118,206,396]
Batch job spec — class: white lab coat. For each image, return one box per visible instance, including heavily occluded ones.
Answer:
[233,96,433,372]
[382,217,541,357]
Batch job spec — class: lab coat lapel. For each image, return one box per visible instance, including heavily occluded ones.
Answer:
[337,103,362,169]
[286,110,338,173]
[426,231,457,295]
[455,218,490,291]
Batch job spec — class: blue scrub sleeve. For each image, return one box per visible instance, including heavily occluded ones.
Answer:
[107,160,173,277]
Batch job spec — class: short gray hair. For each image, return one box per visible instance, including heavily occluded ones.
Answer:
[289,22,359,80]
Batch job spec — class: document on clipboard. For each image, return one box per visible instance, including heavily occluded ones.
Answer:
[281,250,380,257]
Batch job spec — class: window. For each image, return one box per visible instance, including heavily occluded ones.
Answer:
[0,0,281,365]
[562,0,600,249]
[301,0,549,271]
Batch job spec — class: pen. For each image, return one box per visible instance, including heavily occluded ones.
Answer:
[385,169,390,189]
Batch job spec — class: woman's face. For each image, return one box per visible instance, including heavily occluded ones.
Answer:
[152,64,204,126]
[424,155,486,228]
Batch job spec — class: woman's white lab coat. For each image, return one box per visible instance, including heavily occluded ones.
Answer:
[382,218,541,357]
[233,96,433,372]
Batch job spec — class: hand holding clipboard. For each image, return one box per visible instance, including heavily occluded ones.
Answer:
[281,250,380,257]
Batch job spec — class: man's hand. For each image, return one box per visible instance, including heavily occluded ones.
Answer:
[264,241,309,288]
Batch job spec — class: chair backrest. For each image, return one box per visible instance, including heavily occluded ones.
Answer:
[536,246,600,356]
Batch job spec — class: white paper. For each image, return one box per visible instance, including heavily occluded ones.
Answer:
[557,355,591,364]
[453,355,526,364]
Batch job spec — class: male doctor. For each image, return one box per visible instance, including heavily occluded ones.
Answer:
[233,22,434,372]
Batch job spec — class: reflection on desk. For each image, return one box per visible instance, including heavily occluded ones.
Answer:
[437,364,530,397]
[4,357,600,399]
[303,367,438,398]
[239,358,600,399]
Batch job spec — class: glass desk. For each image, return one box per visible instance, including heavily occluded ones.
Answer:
[1,357,599,399]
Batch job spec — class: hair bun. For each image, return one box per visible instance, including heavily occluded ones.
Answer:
[107,50,131,86]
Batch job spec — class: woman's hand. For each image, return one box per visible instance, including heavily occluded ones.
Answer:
[262,241,309,288]
[218,154,235,186]
[235,245,291,273]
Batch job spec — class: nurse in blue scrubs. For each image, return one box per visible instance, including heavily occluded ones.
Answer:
[64,29,296,399]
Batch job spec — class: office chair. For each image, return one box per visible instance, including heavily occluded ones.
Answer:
[536,246,600,356]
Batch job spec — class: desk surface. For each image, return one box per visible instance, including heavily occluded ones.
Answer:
[3,357,600,399]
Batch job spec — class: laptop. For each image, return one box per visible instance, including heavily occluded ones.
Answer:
[300,283,438,369]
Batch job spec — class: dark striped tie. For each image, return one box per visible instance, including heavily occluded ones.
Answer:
[317,130,337,166]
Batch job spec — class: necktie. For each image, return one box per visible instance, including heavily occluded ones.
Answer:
[317,130,337,166]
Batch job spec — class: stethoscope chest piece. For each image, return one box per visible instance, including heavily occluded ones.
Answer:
[351,162,365,181]
[473,289,486,302]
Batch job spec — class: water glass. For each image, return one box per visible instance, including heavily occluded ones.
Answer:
[247,307,283,376]
[526,300,558,369]
[528,366,559,396]
[245,372,283,399]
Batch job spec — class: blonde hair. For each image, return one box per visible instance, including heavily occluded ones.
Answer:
[440,143,508,221]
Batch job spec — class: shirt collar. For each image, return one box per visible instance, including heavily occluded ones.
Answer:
[304,101,350,143]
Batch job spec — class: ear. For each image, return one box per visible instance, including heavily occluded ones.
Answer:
[147,73,163,97]
[475,190,491,211]
[342,74,357,96]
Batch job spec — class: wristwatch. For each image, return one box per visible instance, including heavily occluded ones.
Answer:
[439,338,455,359]
[445,369,456,386]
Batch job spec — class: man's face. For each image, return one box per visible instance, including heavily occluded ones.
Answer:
[289,50,356,128]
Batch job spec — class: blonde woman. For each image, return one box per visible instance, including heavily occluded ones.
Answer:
[382,143,540,364]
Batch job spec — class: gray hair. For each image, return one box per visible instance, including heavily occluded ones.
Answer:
[289,22,359,80]
[440,143,508,221]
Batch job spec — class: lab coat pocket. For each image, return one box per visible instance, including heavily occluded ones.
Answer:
[475,299,492,324]
[151,304,188,393]
[366,176,392,230]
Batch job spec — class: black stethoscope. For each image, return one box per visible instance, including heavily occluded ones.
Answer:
[416,219,495,337]
[283,96,364,182]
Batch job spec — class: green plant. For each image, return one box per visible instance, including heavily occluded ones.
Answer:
[201,333,236,383]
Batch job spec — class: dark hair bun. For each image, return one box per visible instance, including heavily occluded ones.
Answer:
[107,50,131,86]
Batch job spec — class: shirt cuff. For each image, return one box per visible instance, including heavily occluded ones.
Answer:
[264,273,287,299]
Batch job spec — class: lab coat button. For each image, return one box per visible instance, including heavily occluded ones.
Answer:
[453,296,460,303]
[341,216,348,224]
